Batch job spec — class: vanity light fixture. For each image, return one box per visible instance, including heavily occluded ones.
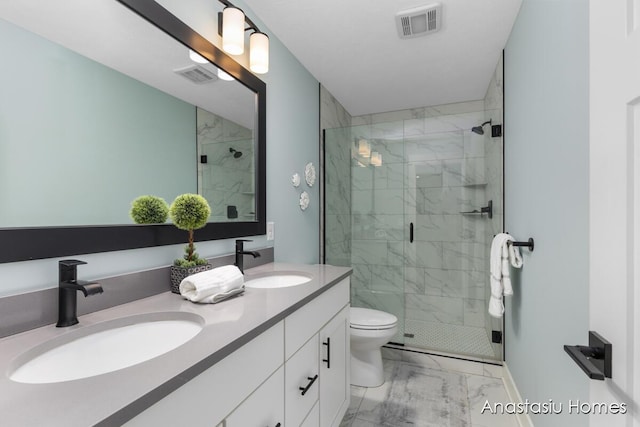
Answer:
[218,0,270,74]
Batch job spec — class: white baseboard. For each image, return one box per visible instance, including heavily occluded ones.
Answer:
[502,362,534,427]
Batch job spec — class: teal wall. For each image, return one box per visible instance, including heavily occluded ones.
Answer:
[0,2,319,296]
[504,0,590,425]
[0,18,196,227]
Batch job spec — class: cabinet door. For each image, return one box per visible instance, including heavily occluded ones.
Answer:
[285,335,319,426]
[225,366,284,427]
[319,305,350,427]
[301,401,320,427]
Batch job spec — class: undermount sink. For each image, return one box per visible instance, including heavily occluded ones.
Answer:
[8,312,203,384]
[244,272,313,289]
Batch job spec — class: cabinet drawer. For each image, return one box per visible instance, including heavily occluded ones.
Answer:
[285,334,319,427]
[285,278,349,359]
[225,366,284,427]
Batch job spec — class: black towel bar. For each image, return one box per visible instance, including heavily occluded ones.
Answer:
[509,238,534,252]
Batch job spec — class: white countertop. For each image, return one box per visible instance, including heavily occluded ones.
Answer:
[0,263,351,427]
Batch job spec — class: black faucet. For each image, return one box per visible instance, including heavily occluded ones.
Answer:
[235,239,261,274]
[56,260,103,327]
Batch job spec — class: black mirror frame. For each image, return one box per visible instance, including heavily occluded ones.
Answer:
[0,0,266,263]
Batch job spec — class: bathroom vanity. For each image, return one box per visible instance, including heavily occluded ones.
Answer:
[0,263,351,427]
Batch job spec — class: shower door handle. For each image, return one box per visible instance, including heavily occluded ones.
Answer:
[409,222,414,243]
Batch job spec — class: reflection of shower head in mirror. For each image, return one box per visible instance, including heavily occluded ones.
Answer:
[471,120,492,135]
[229,147,243,158]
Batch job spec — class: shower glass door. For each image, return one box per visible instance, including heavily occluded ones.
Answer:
[323,106,503,361]
[401,111,502,360]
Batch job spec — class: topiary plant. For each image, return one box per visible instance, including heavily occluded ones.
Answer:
[130,195,169,224]
[169,193,211,268]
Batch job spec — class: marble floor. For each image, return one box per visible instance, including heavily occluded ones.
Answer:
[340,349,520,427]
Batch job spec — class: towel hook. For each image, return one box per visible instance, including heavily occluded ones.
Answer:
[509,237,534,252]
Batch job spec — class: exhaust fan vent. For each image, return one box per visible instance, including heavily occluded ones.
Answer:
[174,65,218,84]
[396,3,442,39]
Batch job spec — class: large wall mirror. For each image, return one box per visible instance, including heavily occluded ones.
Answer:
[0,0,266,263]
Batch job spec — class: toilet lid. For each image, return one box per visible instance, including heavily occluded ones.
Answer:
[350,307,398,330]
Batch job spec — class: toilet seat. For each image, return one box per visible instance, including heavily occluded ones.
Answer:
[350,307,397,330]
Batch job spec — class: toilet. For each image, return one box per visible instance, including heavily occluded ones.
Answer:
[349,307,398,387]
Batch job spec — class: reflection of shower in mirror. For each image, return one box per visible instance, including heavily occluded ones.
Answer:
[229,147,243,158]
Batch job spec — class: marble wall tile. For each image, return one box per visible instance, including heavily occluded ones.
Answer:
[352,240,389,265]
[464,131,486,158]
[404,266,426,294]
[369,139,405,164]
[352,188,404,215]
[464,298,486,327]
[321,85,352,130]
[352,213,404,241]
[417,186,483,214]
[370,264,404,293]
[405,132,465,162]
[406,161,444,189]
[442,242,486,271]
[404,241,443,268]
[425,100,485,117]
[405,293,464,324]
[423,268,449,296]
[413,214,464,242]
[352,162,404,190]
[423,111,485,134]
[441,158,486,187]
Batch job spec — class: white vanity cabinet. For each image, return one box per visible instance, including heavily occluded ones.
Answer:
[284,278,350,427]
[124,277,350,427]
[319,305,350,427]
[225,366,284,427]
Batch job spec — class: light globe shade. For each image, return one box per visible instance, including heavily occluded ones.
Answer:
[249,31,269,74]
[222,7,245,55]
[358,139,371,158]
[217,68,234,81]
[188,49,208,64]
[371,152,382,167]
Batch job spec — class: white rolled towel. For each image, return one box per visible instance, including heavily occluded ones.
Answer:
[179,265,244,303]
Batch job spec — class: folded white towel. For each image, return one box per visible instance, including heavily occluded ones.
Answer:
[489,233,523,318]
[179,265,244,303]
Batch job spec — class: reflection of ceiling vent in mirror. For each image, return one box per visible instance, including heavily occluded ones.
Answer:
[174,65,218,84]
[396,3,442,39]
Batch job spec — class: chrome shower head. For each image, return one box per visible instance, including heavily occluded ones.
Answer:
[471,120,492,135]
[229,147,243,158]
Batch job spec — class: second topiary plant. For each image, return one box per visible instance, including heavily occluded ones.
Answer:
[169,193,212,293]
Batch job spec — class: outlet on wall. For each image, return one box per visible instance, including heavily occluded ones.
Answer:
[267,222,275,240]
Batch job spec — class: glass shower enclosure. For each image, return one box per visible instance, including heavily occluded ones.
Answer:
[324,108,504,361]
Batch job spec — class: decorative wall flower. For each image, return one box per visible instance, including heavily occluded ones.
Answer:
[304,162,316,187]
[292,173,301,187]
[299,191,310,210]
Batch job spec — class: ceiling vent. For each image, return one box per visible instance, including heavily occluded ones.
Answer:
[174,65,218,84]
[396,3,442,39]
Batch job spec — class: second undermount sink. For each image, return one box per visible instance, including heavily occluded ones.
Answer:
[8,312,203,384]
[244,272,313,289]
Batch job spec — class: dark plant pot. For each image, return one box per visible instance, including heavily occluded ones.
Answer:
[170,264,213,294]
